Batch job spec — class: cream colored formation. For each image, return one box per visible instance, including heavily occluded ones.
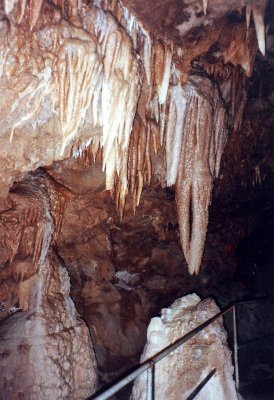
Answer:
[0,0,268,274]
[131,294,238,400]
[166,77,227,274]
[245,0,268,55]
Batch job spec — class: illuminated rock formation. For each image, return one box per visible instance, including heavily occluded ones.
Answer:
[0,174,97,399]
[166,76,227,274]
[131,294,238,400]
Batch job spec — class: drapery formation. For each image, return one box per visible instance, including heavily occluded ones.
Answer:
[166,77,227,274]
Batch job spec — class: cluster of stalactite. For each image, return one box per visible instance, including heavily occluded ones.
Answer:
[77,2,173,216]
[201,0,268,56]
[0,0,269,273]
[2,0,268,57]
[194,23,254,136]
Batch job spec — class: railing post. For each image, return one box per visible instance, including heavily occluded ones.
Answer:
[147,363,155,400]
[233,304,240,391]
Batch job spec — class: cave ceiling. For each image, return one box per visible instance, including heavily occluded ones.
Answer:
[122,0,269,52]
[0,0,273,276]
[123,0,254,42]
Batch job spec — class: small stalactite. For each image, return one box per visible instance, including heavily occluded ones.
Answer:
[247,0,268,56]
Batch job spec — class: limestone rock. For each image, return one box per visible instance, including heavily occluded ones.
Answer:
[131,294,238,400]
[0,173,98,399]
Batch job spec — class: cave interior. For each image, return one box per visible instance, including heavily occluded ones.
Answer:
[0,0,274,399]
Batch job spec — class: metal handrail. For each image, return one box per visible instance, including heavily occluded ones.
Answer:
[88,297,273,400]
[89,303,235,400]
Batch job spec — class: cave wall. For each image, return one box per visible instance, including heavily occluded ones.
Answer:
[0,173,98,399]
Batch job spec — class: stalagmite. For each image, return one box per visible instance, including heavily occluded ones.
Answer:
[131,294,238,400]
[255,164,261,185]
[0,174,98,399]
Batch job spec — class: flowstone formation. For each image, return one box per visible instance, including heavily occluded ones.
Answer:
[0,0,269,275]
[131,294,238,400]
[0,173,97,399]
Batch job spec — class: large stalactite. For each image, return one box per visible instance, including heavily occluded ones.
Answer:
[166,76,227,274]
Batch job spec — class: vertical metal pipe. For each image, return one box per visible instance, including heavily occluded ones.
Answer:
[147,364,155,400]
[233,305,240,391]
[152,363,155,399]
[147,367,152,400]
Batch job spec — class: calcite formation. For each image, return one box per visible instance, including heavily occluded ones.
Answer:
[0,0,268,274]
[0,173,97,399]
[0,254,98,400]
[131,294,238,400]
[166,76,227,274]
